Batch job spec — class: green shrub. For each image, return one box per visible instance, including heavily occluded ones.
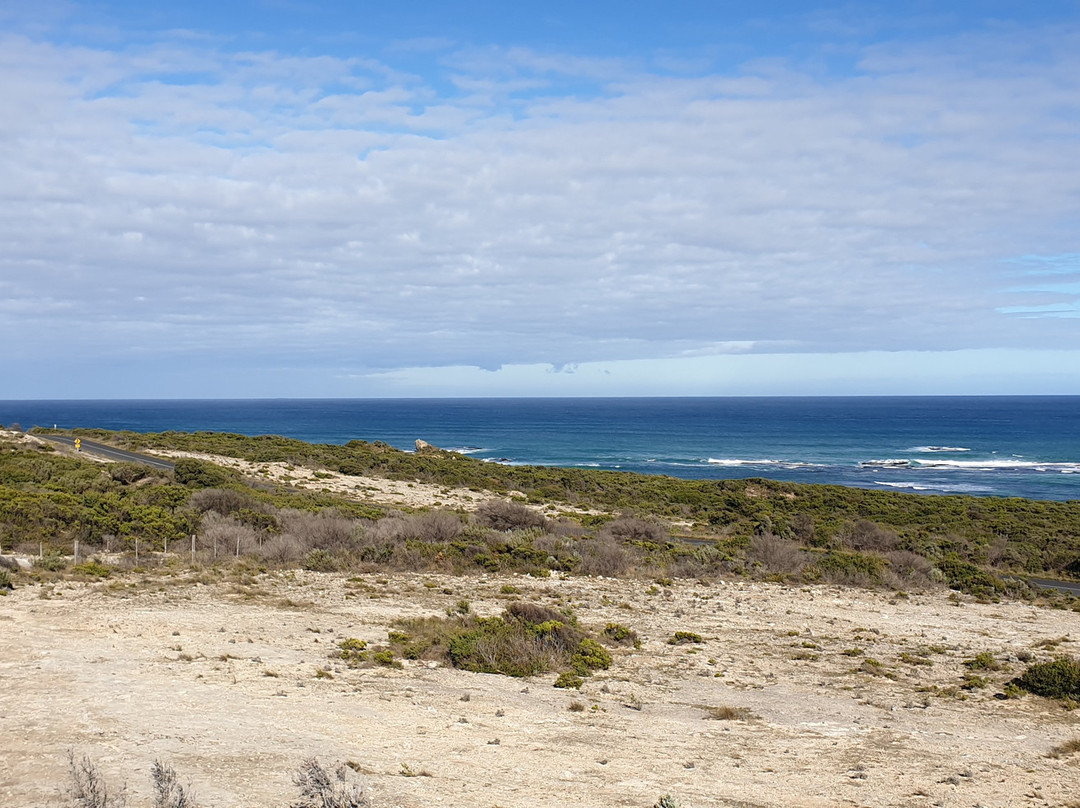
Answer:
[603,622,641,648]
[172,457,237,489]
[961,672,989,690]
[1014,656,1080,700]
[0,568,11,591]
[303,549,338,572]
[35,553,67,572]
[372,650,396,666]
[668,631,703,645]
[72,561,111,578]
[338,638,368,666]
[554,672,584,689]
[570,638,612,674]
[964,652,1003,671]
[936,555,1006,599]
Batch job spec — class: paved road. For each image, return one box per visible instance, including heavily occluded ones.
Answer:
[1025,576,1080,597]
[42,435,175,472]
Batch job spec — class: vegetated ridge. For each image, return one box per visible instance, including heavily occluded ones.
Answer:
[1,426,1078,604]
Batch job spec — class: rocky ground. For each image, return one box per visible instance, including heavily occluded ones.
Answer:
[2,569,1078,808]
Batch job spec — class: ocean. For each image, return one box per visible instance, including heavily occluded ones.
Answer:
[1,397,1078,502]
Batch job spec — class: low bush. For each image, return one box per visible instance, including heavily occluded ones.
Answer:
[35,553,68,572]
[703,705,754,721]
[293,758,368,808]
[964,652,1003,671]
[602,622,641,648]
[72,561,112,578]
[554,672,584,689]
[393,603,612,682]
[476,500,548,531]
[1013,656,1080,701]
[668,631,703,645]
[303,549,338,572]
[151,759,197,808]
[746,533,807,576]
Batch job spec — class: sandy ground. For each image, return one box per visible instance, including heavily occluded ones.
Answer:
[2,571,1079,808]
[147,449,609,520]
[151,448,512,512]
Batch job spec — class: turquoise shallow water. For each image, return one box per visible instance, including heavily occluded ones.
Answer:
[1,397,1078,501]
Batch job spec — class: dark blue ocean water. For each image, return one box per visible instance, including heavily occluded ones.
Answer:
[2,397,1079,501]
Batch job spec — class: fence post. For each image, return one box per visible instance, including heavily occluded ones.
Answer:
[74,539,79,565]
[191,534,195,565]
[135,538,139,566]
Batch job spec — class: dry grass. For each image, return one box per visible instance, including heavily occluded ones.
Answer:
[701,705,755,721]
[1049,737,1080,759]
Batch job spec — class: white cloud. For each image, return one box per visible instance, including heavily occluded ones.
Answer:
[1,16,1078,396]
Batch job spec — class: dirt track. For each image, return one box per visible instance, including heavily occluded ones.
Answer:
[2,571,1079,807]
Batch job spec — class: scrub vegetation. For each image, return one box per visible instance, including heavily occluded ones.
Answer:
[2,429,1079,608]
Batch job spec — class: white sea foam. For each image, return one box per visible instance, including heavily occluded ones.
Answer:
[864,457,1080,473]
[876,480,994,494]
[707,458,825,469]
[860,459,914,469]
[908,445,972,453]
[916,459,1080,472]
[448,446,485,455]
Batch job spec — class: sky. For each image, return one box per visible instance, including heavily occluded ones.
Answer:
[1,1,1079,398]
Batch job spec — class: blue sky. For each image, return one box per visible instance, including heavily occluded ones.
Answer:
[1,1,1079,397]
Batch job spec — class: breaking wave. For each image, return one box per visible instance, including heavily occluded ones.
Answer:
[907,445,972,453]
[707,458,826,469]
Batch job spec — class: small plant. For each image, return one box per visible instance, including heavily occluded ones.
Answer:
[66,750,126,808]
[964,652,1003,671]
[398,763,431,778]
[898,652,933,666]
[372,650,398,667]
[857,658,892,678]
[293,758,369,807]
[841,648,864,657]
[570,638,612,674]
[500,584,522,595]
[554,672,584,689]
[568,700,585,712]
[151,760,197,808]
[667,631,703,645]
[603,622,641,648]
[702,705,754,721]
[338,638,368,667]
[36,552,68,572]
[315,668,334,679]
[655,796,680,808]
[961,673,989,690]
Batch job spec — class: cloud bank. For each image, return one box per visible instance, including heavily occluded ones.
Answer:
[1,7,1078,396]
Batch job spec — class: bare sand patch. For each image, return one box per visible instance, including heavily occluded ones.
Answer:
[2,573,1078,807]
[150,449,604,518]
